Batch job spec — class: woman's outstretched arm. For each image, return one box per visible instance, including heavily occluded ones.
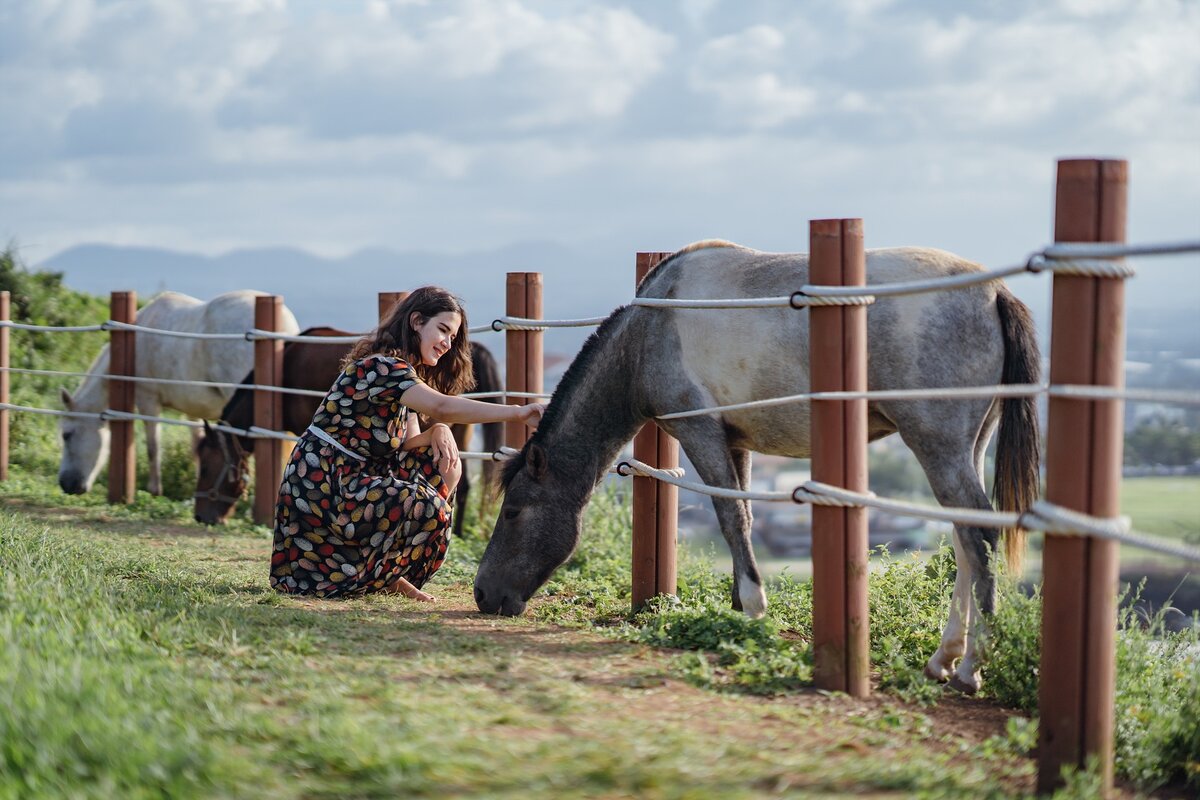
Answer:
[400,383,543,428]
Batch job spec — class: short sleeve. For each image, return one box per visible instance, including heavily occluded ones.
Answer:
[352,355,420,401]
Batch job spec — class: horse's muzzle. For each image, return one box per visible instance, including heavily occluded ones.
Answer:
[58,473,87,495]
[474,584,527,617]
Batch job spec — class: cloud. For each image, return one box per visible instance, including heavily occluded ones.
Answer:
[689,25,817,128]
[0,0,1195,271]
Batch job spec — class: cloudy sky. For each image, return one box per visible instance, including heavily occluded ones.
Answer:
[2,0,1197,311]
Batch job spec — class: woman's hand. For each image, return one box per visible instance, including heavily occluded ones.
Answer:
[518,403,546,430]
[428,423,459,477]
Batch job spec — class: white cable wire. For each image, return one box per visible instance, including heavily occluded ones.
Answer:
[1048,385,1200,405]
[655,383,1200,421]
[243,329,363,343]
[0,366,327,398]
[484,315,610,332]
[461,390,552,400]
[656,384,1047,421]
[100,320,250,340]
[632,296,795,309]
[1041,240,1200,260]
[0,321,106,333]
[619,458,1200,564]
[0,401,99,420]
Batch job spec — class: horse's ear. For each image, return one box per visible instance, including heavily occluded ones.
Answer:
[526,442,548,481]
[60,388,73,409]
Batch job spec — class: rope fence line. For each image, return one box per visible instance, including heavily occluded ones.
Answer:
[0,366,328,398]
[5,383,1198,560]
[656,382,1200,421]
[616,457,1200,565]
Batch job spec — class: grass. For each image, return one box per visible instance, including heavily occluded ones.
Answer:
[0,503,1035,800]
[1,467,1197,798]
[1120,477,1200,544]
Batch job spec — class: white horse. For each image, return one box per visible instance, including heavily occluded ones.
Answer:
[476,241,1041,694]
[58,290,300,496]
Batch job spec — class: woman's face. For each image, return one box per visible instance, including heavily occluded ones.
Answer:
[412,310,462,366]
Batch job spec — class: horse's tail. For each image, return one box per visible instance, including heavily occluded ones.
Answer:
[993,287,1041,577]
[470,343,505,495]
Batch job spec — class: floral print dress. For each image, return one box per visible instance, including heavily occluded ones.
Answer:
[270,355,452,597]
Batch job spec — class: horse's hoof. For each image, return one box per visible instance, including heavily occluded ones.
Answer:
[924,662,950,684]
[947,674,979,695]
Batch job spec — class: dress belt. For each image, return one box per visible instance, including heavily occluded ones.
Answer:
[305,424,367,462]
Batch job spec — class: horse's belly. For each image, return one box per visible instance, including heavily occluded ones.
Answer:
[721,405,813,458]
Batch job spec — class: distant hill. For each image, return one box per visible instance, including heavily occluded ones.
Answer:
[38,242,1199,365]
[38,242,620,361]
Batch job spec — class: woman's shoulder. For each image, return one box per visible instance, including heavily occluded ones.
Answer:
[346,354,418,377]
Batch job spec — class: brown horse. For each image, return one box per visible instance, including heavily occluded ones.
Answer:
[193,326,503,532]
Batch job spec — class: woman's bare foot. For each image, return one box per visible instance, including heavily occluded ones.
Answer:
[385,575,436,602]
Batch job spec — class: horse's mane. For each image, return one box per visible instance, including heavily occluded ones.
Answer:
[501,305,633,490]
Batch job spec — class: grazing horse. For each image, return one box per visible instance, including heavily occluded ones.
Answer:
[58,290,300,496]
[475,241,1040,694]
[193,327,504,533]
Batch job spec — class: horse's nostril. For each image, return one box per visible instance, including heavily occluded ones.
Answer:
[474,586,486,606]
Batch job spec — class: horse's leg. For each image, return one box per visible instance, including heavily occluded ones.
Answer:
[138,391,163,496]
[894,409,999,694]
[731,447,752,491]
[667,418,765,618]
[452,423,471,537]
[923,409,1000,688]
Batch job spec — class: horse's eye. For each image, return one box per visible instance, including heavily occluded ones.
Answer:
[62,432,73,442]
[503,508,520,521]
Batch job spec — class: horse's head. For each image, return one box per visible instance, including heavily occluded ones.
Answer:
[474,442,582,616]
[57,388,108,494]
[193,421,250,525]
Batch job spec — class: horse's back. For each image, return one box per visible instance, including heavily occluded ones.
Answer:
[634,242,1008,457]
[136,290,301,418]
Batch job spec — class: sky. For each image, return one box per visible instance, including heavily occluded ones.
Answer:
[1,0,1198,319]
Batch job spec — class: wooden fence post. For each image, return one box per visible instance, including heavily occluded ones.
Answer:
[1037,159,1127,795]
[809,219,870,697]
[504,273,543,450]
[631,252,680,611]
[253,295,285,525]
[0,291,9,481]
[107,291,137,504]
[378,291,409,323]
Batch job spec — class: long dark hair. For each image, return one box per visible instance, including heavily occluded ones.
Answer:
[343,287,474,396]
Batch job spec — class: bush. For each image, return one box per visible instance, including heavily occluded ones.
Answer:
[1,245,110,475]
[634,599,811,695]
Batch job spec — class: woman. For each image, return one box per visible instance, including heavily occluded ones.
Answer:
[269,287,543,601]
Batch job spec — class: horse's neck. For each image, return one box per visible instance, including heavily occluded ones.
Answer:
[73,345,112,413]
[542,320,644,498]
[220,384,257,448]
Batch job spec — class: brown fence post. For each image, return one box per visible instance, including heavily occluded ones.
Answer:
[0,291,9,481]
[1037,159,1127,794]
[631,252,680,611]
[252,295,285,525]
[504,273,543,450]
[809,219,870,697]
[107,291,137,504]
[378,291,409,323]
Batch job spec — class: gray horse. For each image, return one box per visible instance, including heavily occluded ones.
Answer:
[474,241,1041,693]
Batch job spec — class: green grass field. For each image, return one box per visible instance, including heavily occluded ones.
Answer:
[1121,477,1200,542]
[1,467,1197,799]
